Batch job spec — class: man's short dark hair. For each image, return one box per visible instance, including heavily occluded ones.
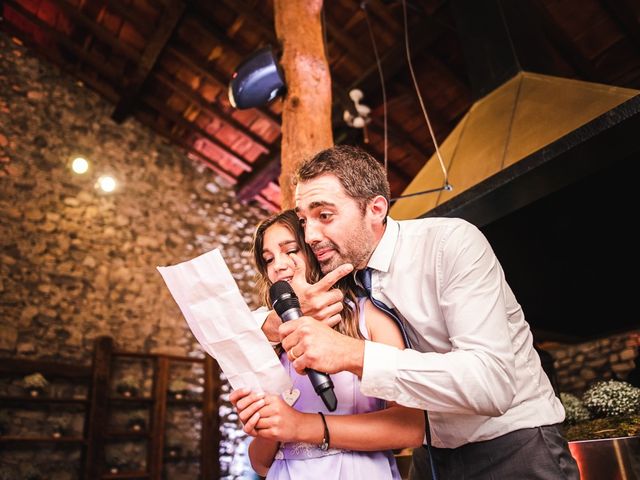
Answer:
[295,145,390,214]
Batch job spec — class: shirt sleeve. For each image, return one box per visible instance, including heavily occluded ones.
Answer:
[361,221,518,416]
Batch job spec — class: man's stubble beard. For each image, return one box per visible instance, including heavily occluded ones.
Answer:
[319,223,373,274]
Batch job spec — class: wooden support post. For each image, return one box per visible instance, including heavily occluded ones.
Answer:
[274,0,333,207]
[201,355,221,479]
[84,336,114,479]
[149,356,169,479]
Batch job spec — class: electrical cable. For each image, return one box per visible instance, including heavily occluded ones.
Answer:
[391,0,452,204]
[361,1,388,170]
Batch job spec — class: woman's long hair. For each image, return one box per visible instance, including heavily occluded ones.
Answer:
[251,209,363,340]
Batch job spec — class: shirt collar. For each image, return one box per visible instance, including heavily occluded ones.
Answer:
[367,216,399,273]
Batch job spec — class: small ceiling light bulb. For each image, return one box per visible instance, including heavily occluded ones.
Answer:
[72,157,89,174]
[97,175,117,193]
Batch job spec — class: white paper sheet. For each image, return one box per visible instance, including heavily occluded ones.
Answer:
[157,248,292,394]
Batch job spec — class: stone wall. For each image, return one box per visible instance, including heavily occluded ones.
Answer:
[0,32,266,479]
[0,32,266,361]
[545,330,640,395]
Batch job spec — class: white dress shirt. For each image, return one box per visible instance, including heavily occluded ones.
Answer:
[360,217,565,448]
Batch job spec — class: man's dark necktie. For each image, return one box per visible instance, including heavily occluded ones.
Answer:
[357,268,436,476]
[357,267,411,348]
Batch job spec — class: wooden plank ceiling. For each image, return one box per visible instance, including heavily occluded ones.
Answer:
[2,0,639,212]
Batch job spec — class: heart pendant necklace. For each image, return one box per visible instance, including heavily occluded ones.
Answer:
[282,358,300,407]
[282,387,300,406]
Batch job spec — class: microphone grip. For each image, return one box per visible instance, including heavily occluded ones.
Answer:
[282,307,338,412]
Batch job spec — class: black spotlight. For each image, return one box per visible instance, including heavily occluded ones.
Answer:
[228,46,286,109]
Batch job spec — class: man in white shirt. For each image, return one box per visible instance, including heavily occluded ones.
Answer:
[279,145,579,479]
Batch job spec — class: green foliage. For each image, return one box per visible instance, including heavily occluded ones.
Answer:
[582,380,640,418]
[564,414,640,441]
[560,392,591,424]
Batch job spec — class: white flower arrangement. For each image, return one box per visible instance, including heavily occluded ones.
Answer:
[560,392,591,424]
[582,380,640,417]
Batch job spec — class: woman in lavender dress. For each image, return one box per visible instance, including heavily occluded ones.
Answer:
[231,210,424,479]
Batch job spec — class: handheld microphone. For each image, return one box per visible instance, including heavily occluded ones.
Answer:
[269,280,338,412]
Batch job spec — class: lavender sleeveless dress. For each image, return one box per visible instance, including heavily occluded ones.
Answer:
[266,298,401,480]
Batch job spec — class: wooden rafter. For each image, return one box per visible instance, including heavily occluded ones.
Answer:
[102,0,155,36]
[47,0,141,60]
[154,71,275,152]
[220,0,278,44]
[4,0,123,82]
[134,111,237,184]
[1,20,120,102]
[167,44,280,124]
[236,152,281,204]
[111,0,186,122]
[347,6,454,98]
[530,0,603,81]
[255,192,281,212]
[599,0,640,54]
[143,96,252,172]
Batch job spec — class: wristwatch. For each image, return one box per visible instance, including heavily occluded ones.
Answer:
[318,412,330,451]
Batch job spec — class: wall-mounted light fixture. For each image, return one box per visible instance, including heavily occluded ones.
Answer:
[228,46,286,109]
[71,156,89,174]
[97,175,117,193]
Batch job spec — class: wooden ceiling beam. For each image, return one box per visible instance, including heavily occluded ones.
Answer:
[4,0,123,82]
[529,0,603,82]
[220,0,278,44]
[393,83,453,138]
[360,123,416,182]
[1,20,120,103]
[171,15,283,138]
[236,151,281,204]
[160,21,284,200]
[255,192,281,212]
[143,96,252,172]
[599,0,640,54]
[334,75,431,168]
[154,71,275,152]
[134,111,237,184]
[347,10,449,98]
[111,0,185,122]
[167,45,280,124]
[363,0,403,34]
[102,0,154,36]
[167,15,282,142]
[325,20,372,70]
[183,9,254,56]
[47,0,141,61]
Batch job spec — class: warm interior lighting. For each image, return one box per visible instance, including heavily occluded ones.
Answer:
[97,175,117,193]
[71,157,89,174]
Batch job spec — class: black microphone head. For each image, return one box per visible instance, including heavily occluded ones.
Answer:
[269,280,301,316]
